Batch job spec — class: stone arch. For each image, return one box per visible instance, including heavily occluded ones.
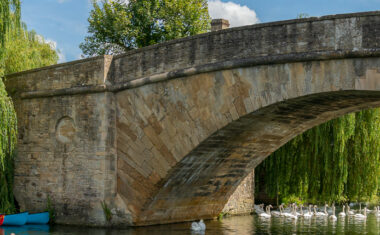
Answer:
[115,57,380,225]
[136,91,380,225]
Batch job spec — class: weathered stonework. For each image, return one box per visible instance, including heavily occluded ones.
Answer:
[222,170,254,215]
[5,12,380,226]
[211,19,230,31]
[7,57,118,226]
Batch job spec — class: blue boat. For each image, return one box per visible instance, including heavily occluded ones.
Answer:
[0,212,28,226]
[26,212,50,224]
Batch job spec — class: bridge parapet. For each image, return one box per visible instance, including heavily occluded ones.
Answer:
[110,11,380,85]
[6,11,380,99]
[6,55,113,99]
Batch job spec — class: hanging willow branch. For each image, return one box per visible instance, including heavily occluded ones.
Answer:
[0,80,17,213]
[256,109,380,204]
[0,0,20,214]
[0,0,20,47]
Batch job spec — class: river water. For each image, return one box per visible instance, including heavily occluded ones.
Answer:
[1,213,379,234]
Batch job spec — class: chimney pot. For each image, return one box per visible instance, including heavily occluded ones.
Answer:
[211,19,230,32]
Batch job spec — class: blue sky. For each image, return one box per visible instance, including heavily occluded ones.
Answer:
[21,0,380,62]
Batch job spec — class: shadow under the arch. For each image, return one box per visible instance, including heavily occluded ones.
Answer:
[136,90,380,226]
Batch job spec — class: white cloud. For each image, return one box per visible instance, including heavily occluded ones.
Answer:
[45,39,57,50]
[35,36,66,63]
[208,0,259,27]
[45,38,66,63]
[57,50,66,63]
[58,0,67,3]
[35,35,44,44]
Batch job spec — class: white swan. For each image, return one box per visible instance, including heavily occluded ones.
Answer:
[282,205,293,217]
[282,204,293,213]
[282,211,293,217]
[372,206,378,216]
[294,204,302,216]
[323,204,329,215]
[271,205,283,217]
[283,204,298,220]
[347,205,355,216]
[375,206,380,217]
[329,204,337,221]
[191,219,206,232]
[298,204,304,216]
[303,205,313,218]
[259,205,272,218]
[314,205,328,217]
[339,205,346,217]
[354,207,367,219]
[254,204,265,214]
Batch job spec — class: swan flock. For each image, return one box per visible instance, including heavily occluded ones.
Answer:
[254,202,378,221]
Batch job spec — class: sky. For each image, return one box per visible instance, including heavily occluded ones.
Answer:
[21,0,380,62]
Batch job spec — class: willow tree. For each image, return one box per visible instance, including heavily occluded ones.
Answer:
[4,24,59,75]
[0,0,20,213]
[0,0,58,213]
[256,109,380,204]
[346,109,380,202]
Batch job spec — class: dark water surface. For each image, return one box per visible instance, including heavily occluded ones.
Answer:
[1,214,379,234]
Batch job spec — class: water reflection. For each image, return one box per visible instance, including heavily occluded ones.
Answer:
[0,225,50,235]
[0,213,379,235]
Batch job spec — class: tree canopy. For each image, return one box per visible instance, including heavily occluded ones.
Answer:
[3,24,59,75]
[80,0,211,56]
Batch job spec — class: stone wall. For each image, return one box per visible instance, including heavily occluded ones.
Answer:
[222,170,254,215]
[6,57,120,226]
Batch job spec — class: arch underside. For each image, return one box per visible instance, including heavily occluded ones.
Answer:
[136,90,380,225]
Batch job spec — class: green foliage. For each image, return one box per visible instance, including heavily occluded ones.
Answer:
[0,0,19,214]
[101,200,112,222]
[80,0,211,56]
[256,109,380,204]
[281,195,305,205]
[217,212,227,221]
[0,0,20,48]
[297,13,310,19]
[46,196,55,224]
[3,25,59,75]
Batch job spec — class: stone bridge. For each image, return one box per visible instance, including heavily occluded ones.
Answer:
[5,11,380,226]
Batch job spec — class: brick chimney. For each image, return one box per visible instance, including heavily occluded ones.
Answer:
[211,19,230,31]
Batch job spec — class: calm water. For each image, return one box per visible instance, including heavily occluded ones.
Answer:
[1,213,379,235]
